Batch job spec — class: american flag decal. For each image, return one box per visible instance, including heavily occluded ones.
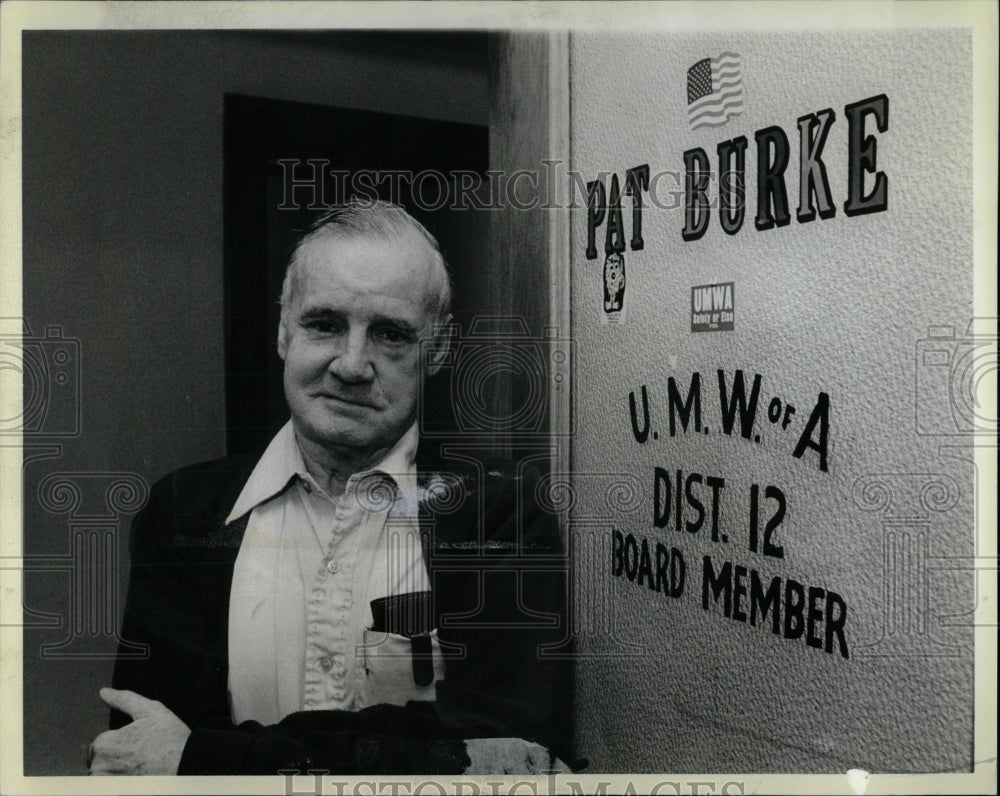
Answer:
[687,52,744,130]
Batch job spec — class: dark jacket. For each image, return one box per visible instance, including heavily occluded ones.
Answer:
[111,452,570,774]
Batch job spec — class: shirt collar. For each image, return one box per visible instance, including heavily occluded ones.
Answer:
[225,420,420,525]
[363,420,420,515]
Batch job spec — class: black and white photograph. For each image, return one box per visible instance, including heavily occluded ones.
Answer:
[0,2,996,794]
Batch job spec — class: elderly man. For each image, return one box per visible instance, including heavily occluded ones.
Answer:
[89,201,568,775]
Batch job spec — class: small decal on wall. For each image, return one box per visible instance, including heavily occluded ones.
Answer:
[691,282,735,332]
[687,52,744,130]
[601,251,627,325]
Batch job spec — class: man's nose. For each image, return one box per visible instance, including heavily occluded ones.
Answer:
[329,330,374,383]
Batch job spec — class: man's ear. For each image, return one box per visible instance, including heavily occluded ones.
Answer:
[277,316,289,360]
[425,314,453,376]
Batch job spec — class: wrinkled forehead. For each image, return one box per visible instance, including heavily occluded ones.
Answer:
[293,227,444,315]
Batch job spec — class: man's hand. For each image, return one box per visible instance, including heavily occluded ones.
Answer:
[88,688,191,775]
[463,738,571,775]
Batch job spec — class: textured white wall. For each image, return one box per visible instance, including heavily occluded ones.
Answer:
[569,29,977,773]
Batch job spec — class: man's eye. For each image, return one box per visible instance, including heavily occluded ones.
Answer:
[375,328,410,345]
[305,320,341,334]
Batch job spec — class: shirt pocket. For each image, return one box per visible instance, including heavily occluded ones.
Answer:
[359,628,446,708]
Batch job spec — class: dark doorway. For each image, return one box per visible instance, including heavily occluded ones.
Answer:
[223,94,489,455]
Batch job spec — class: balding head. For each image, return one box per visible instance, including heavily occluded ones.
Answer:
[279,200,452,330]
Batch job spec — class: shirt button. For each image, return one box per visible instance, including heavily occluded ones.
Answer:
[325,559,340,574]
[319,656,333,671]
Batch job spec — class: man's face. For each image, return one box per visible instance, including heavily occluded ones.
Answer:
[278,230,444,459]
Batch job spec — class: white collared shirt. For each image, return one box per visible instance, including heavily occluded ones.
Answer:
[226,420,441,725]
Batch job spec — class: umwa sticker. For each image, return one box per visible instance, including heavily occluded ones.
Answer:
[691,282,734,332]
